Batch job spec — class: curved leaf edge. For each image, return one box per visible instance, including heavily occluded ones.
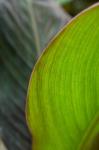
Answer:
[26,2,99,147]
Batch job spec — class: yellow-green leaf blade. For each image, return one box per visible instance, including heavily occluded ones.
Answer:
[27,3,99,150]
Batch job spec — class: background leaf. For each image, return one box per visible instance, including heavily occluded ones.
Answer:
[27,3,99,150]
[0,0,70,149]
[0,139,7,150]
[55,0,72,4]
[61,0,99,16]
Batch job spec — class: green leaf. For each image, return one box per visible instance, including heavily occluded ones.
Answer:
[55,0,72,4]
[27,3,99,150]
[0,0,70,150]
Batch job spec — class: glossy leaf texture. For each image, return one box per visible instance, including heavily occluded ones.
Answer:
[0,0,70,150]
[27,3,99,150]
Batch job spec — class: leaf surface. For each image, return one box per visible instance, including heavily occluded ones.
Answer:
[27,3,99,150]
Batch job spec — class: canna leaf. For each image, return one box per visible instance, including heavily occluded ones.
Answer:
[27,3,99,150]
[0,0,70,149]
